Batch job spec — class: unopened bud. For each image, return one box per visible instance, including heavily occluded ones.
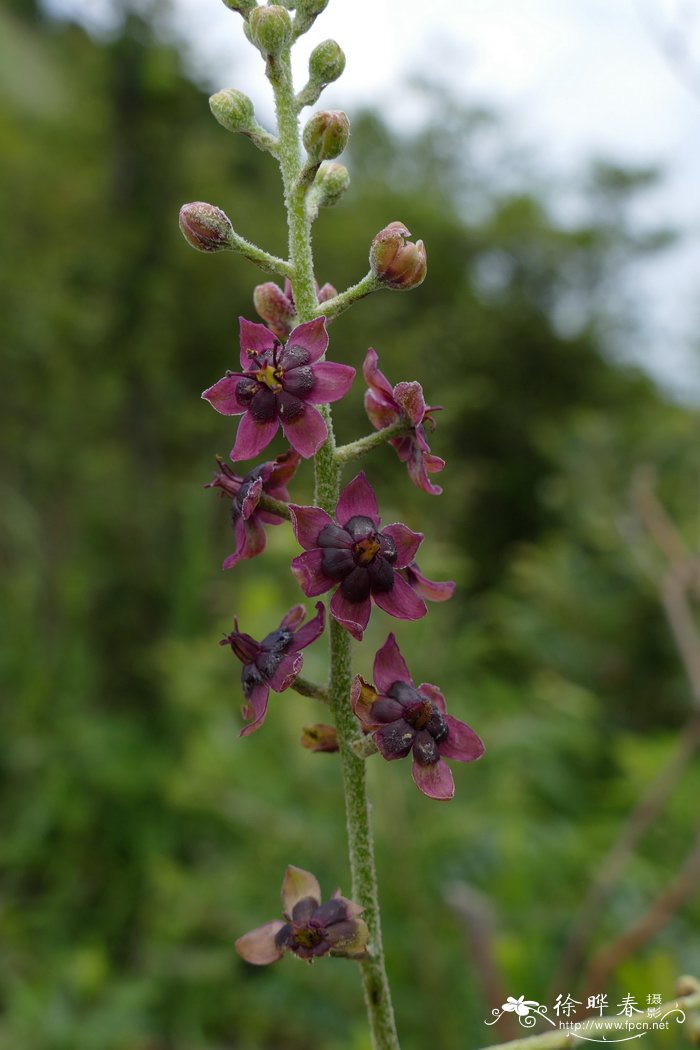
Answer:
[308,39,346,85]
[221,0,257,15]
[253,282,296,340]
[248,4,293,56]
[313,161,350,208]
[294,0,329,34]
[209,88,255,133]
[303,110,349,163]
[317,282,337,302]
[301,724,339,753]
[179,202,234,253]
[369,221,427,290]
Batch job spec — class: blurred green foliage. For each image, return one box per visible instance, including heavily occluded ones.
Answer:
[1,4,699,1049]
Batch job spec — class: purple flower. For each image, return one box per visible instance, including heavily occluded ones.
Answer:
[400,560,455,602]
[235,865,368,965]
[363,347,444,495]
[202,316,355,461]
[205,450,300,570]
[221,603,325,736]
[289,472,427,641]
[351,633,484,800]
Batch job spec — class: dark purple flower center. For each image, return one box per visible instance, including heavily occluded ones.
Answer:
[234,625,295,697]
[274,896,353,960]
[318,515,397,603]
[385,680,449,765]
[236,344,316,424]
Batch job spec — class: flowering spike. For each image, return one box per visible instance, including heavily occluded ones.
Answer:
[179,202,234,253]
[369,221,427,290]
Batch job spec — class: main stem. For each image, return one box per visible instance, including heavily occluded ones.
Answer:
[269,47,400,1050]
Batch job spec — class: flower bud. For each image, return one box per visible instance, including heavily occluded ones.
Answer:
[294,0,329,34]
[221,0,257,15]
[313,161,350,208]
[209,88,255,133]
[253,281,296,340]
[248,4,293,56]
[179,202,235,253]
[369,221,427,290]
[302,110,350,163]
[308,39,346,85]
[300,724,339,752]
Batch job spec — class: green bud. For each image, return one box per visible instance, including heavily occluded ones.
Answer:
[302,110,350,163]
[308,39,346,85]
[178,202,234,253]
[369,221,427,290]
[313,161,350,207]
[209,88,255,133]
[248,5,293,56]
[221,0,257,15]
[294,0,329,34]
[300,724,339,753]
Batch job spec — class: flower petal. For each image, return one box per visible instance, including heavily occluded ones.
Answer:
[230,413,279,462]
[289,601,325,651]
[362,348,396,402]
[267,449,301,490]
[401,562,455,602]
[417,682,447,714]
[381,523,423,570]
[240,476,263,521]
[306,362,356,404]
[235,920,286,965]
[373,573,427,622]
[350,675,379,728]
[336,472,380,528]
[373,633,413,694]
[289,504,336,550]
[406,447,445,496]
[281,865,322,917]
[239,317,277,370]
[365,390,399,431]
[279,604,307,632]
[291,549,335,597]
[374,718,415,760]
[202,374,251,415]
[439,715,485,763]
[330,588,371,641]
[280,403,328,458]
[268,651,303,692]
[240,682,271,737]
[285,317,329,364]
[411,757,455,800]
[392,380,426,426]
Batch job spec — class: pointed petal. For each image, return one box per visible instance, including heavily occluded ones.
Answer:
[239,316,277,370]
[291,549,335,597]
[393,380,426,426]
[350,675,379,728]
[280,403,328,458]
[202,374,250,415]
[336,472,380,528]
[330,588,371,641]
[235,920,286,965]
[381,523,423,570]
[268,652,303,692]
[362,348,396,402]
[289,504,335,550]
[439,715,485,762]
[365,390,399,431]
[281,865,322,917]
[286,317,329,364]
[402,563,455,602]
[329,917,369,959]
[240,682,271,737]
[373,633,413,693]
[373,573,427,622]
[267,449,301,490]
[406,447,445,495]
[411,757,455,800]
[230,413,279,462]
[417,682,447,714]
[221,517,249,571]
[279,604,306,631]
[305,362,356,404]
[289,601,325,651]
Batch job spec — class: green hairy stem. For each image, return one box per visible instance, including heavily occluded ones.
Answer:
[267,34,401,1050]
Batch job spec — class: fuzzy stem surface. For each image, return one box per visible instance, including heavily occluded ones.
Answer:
[269,40,400,1050]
